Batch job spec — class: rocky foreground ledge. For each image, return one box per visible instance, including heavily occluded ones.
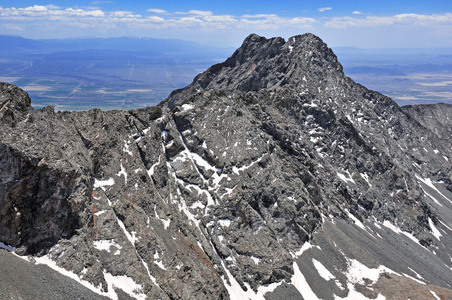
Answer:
[1,33,452,299]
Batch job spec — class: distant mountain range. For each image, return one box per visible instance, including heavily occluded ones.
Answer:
[0,35,235,58]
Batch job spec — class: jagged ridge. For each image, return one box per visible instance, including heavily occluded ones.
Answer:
[1,33,452,300]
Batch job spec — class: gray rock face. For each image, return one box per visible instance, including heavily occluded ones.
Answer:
[1,34,452,299]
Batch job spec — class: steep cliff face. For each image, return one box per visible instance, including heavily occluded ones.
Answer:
[1,34,452,300]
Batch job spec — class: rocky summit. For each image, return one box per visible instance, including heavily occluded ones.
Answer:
[1,33,452,300]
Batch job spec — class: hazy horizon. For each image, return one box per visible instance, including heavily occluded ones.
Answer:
[1,34,451,111]
[0,1,451,48]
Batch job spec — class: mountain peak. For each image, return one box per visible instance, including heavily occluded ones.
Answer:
[162,33,343,109]
[2,32,452,299]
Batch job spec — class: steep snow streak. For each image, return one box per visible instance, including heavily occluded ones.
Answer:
[360,172,372,187]
[232,154,266,175]
[116,217,138,246]
[421,187,443,206]
[147,155,161,177]
[382,220,421,245]
[31,255,115,299]
[337,170,355,184]
[312,258,335,281]
[292,241,314,257]
[416,176,452,204]
[164,159,200,227]
[103,272,146,300]
[346,210,377,238]
[292,261,320,300]
[428,218,443,240]
[431,290,441,300]
[220,261,284,300]
[116,216,162,293]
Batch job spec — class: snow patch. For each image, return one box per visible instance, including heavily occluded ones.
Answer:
[190,150,220,173]
[429,218,442,240]
[116,163,127,184]
[292,261,320,299]
[153,251,166,270]
[346,210,366,231]
[93,240,122,255]
[312,258,335,281]
[219,219,231,227]
[33,255,113,299]
[123,141,133,156]
[360,172,372,186]
[417,175,452,204]
[336,258,397,299]
[407,267,424,281]
[337,171,355,184]
[94,178,115,191]
[142,127,151,135]
[180,103,194,111]
[293,241,314,257]
[250,256,260,265]
[103,271,146,300]
[147,156,161,177]
[220,261,284,300]
[382,221,420,245]
[154,207,170,229]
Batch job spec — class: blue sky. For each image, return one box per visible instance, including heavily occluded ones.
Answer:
[1,1,452,48]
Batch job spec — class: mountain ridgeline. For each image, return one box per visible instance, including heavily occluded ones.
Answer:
[1,33,452,299]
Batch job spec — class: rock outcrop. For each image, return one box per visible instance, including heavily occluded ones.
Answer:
[1,34,452,299]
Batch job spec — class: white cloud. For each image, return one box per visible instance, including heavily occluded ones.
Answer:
[325,13,452,28]
[352,11,362,15]
[0,5,317,33]
[23,5,48,12]
[175,10,213,16]
[1,4,451,48]
[147,8,167,14]
[65,8,105,17]
[146,16,165,23]
[242,14,278,19]
[318,7,332,13]
[109,11,140,18]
